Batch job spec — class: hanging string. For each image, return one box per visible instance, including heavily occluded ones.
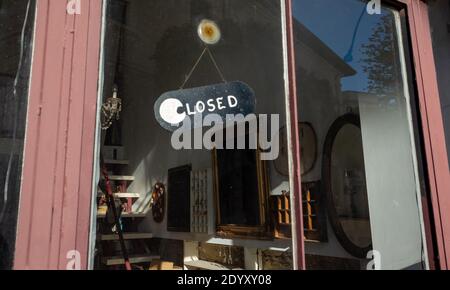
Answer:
[179,46,227,89]
[206,47,226,84]
[179,47,207,89]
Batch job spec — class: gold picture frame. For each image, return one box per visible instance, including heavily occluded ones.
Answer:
[212,148,272,240]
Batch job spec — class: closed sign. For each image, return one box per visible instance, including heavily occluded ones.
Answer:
[154,81,255,132]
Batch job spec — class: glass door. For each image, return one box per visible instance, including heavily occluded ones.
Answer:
[291,0,430,270]
[91,0,298,270]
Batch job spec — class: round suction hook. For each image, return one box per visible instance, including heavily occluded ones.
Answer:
[197,19,221,45]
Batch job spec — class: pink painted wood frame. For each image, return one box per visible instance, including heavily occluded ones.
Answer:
[398,0,450,269]
[285,0,306,270]
[14,0,103,270]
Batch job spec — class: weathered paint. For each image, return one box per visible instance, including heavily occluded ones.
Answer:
[14,0,102,270]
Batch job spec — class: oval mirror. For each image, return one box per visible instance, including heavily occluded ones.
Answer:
[323,114,372,258]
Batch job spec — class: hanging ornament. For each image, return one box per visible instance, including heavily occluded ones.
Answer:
[101,85,122,130]
[150,182,165,223]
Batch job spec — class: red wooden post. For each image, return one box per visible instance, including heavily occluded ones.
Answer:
[399,0,450,269]
[285,0,306,270]
[14,0,103,270]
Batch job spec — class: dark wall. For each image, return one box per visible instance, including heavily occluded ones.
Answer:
[0,0,35,269]
[428,0,450,169]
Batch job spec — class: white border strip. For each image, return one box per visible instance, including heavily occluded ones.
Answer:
[87,0,108,270]
[395,11,430,270]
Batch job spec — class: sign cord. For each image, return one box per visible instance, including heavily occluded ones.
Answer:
[179,47,208,89]
[206,47,227,84]
[179,46,227,89]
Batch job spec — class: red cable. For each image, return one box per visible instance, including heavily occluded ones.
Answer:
[101,159,132,271]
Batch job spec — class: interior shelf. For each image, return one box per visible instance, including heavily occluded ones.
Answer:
[103,255,160,266]
[97,212,147,219]
[100,232,153,241]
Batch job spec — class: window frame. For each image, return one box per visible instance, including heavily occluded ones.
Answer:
[13,0,103,270]
[11,0,450,270]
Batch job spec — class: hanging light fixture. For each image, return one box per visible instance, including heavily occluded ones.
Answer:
[101,85,122,130]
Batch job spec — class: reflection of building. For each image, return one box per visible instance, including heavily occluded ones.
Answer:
[293,20,356,182]
[293,12,435,269]
[292,21,372,266]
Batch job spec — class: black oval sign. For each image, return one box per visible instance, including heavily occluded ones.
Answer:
[154,81,255,132]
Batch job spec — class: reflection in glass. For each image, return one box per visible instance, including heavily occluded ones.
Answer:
[328,117,371,255]
[293,0,428,269]
[0,0,35,270]
[94,0,293,270]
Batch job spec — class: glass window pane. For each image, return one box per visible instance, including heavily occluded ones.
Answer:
[293,0,429,270]
[93,0,294,270]
[0,0,36,270]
